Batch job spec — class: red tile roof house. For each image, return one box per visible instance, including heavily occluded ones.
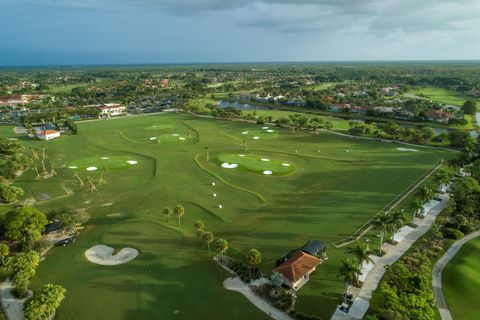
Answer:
[426,109,453,123]
[36,130,61,141]
[273,250,321,290]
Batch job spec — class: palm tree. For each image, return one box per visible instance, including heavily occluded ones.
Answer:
[201,231,214,254]
[337,259,358,295]
[194,220,205,231]
[389,210,406,241]
[174,205,185,227]
[246,249,262,268]
[416,186,434,203]
[371,212,394,255]
[346,242,374,280]
[433,168,451,187]
[162,207,172,222]
[215,238,228,259]
[410,198,423,224]
[196,228,205,245]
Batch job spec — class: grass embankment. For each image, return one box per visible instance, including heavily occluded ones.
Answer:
[442,237,480,320]
[406,87,480,107]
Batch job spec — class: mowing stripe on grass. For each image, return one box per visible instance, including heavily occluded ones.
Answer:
[193,153,267,203]
[187,202,225,222]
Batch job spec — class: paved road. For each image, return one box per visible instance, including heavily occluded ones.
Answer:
[331,194,449,320]
[432,230,480,320]
[223,277,295,320]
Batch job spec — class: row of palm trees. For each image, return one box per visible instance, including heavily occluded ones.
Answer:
[337,169,452,300]
[193,220,263,271]
[337,209,407,293]
[194,220,229,257]
[370,209,406,255]
[162,205,185,227]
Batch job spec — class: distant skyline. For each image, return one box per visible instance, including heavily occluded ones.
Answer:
[1,0,479,66]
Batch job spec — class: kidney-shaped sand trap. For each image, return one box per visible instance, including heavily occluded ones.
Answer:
[85,245,138,266]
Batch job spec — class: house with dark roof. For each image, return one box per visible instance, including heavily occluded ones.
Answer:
[273,250,321,290]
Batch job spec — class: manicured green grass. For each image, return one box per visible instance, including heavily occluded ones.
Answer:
[216,153,295,175]
[143,124,176,131]
[68,156,140,171]
[155,133,190,143]
[49,83,86,93]
[407,87,479,107]
[237,127,278,140]
[0,115,455,320]
[312,82,339,90]
[443,237,480,320]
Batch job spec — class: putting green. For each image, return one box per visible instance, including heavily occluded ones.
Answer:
[68,156,139,171]
[144,124,175,131]
[240,127,278,140]
[217,153,295,175]
[151,133,190,143]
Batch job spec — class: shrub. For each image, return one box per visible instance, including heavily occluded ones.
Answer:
[256,284,293,311]
[442,227,464,239]
[228,260,260,283]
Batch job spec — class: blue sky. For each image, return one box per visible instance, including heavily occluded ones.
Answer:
[1,0,479,66]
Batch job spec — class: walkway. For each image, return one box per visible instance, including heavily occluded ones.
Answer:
[223,277,295,320]
[432,230,480,320]
[331,193,450,320]
[0,279,32,320]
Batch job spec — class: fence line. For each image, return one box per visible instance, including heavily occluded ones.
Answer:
[331,159,444,248]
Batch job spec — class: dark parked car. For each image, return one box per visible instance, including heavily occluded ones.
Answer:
[56,237,76,247]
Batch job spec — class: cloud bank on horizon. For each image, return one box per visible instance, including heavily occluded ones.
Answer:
[1,0,479,65]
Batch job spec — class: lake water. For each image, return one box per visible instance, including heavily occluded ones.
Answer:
[219,100,269,111]
[219,100,478,138]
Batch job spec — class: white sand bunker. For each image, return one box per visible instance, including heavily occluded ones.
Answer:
[221,163,238,169]
[238,154,246,157]
[266,129,274,133]
[253,136,260,140]
[126,160,138,164]
[397,147,418,152]
[101,157,109,160]
[68,166,78,169]
[172,133,180,136]
[282,163,290,167]
[241,131,248,134]
[178,137,186,140]
[263,170,273,175]
[149,137,157,141]
[260,158,270,162]
[85,245,138,266]
[262,126,269,130]
[86,166,98,171]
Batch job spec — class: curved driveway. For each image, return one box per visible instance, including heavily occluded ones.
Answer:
[432,230,480,320]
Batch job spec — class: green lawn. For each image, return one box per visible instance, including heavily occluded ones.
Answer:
[443,237,480,320]
[311,82,339,90]
[49,83,86,93]
[407,87,479,107]
[0,115,454,319]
